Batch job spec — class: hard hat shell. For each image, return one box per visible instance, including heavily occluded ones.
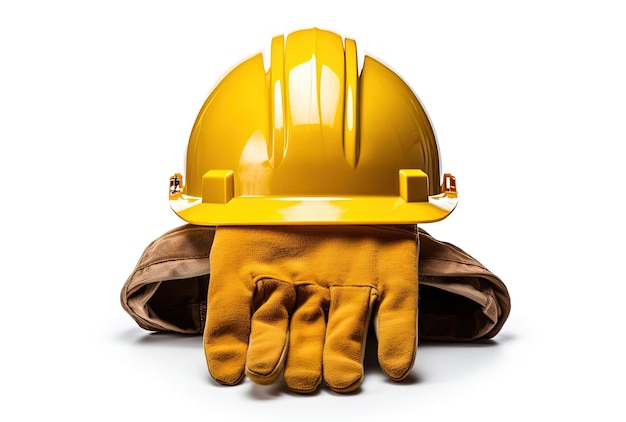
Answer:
[170,28,457,225]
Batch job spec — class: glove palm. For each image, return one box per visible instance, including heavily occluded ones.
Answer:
[204,225,418,393]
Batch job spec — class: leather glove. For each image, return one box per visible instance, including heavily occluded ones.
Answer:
[204,225,419,393]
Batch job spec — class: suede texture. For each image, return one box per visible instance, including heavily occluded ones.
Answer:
[205,225,418,393]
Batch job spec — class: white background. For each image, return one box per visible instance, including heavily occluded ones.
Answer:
[2,0,624,420]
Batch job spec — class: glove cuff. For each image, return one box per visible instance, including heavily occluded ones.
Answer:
[120,224,214,333]
[417,228,511,341]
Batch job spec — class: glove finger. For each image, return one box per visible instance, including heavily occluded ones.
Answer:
[245,279,296,385]
[375,282,418,381]
[323,285,376,393]
[204,278,254,386]
[284,284,329,393]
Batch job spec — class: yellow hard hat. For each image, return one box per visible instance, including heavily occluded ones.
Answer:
[170,28,457,225]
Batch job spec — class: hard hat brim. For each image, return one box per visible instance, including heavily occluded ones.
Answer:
[170,193,458,226]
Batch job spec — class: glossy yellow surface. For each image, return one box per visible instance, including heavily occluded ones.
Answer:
[170,28,457,225]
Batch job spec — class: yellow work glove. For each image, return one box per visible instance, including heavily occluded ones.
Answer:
[204,225,419,393]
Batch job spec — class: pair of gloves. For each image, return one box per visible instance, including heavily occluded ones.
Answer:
[121,224,510,393]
